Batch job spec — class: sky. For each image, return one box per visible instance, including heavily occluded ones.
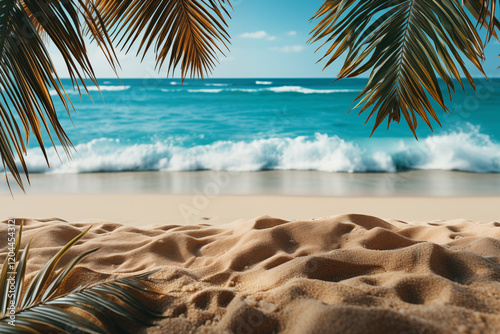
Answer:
[47,0,500,79]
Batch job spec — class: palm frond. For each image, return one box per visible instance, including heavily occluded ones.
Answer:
[95,0,232,78]
[1,0,232,191]
[19,2,45,39]
[0,223,163,334]
[310,0,487,137]
[464,0,500,41]
[0,0,117,191]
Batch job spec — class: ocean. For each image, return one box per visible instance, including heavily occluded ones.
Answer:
[3,78,500,195]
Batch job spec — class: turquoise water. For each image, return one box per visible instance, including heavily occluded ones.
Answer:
[18,78,500,174]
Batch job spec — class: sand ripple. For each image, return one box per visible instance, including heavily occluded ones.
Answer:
[1,214,500,333]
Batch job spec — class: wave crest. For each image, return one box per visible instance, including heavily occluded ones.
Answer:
[256,81,273,85]
[49,85,131,96]
[178,86,361,94]
[11,128,500,174]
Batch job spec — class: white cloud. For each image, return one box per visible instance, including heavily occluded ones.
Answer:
[239,31,276,41]
[240,31,268,39]
[271,45,305,53]
[287,31,297,36]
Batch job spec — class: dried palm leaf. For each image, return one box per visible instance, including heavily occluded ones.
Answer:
[94,0,232,78]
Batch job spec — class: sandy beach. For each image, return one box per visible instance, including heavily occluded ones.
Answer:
[1,213,499,333]
[2,0,500,331]
[1,171,499,333]
[1,194,500,225]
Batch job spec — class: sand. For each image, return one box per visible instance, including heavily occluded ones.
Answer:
[1,214,500,333]
[2,195,500,225]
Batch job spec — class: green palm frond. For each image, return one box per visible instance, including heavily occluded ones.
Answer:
[0,222,163,334]
[95,0,232,78]
[310,0,488,137]
[0,0,117,191]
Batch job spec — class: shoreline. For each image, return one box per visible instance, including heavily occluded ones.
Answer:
[2,194,499,226]
[2,170,500,197]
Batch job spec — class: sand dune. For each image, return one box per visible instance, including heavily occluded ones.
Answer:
[2,215,500,333]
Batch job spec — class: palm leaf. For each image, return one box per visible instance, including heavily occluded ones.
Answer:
[95,0,232,78]
[464,0,500,41]
[1,0,232,191]
[0,224,163,334]
[464,0,500,65]
[310,0,488,137]
[20,226,93,308]
[0,0,117,191]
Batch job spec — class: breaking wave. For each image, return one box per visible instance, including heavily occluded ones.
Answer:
[12,128,500,174]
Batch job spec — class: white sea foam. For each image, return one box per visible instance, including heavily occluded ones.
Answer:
[49,86,130,96]
[161,88,183,93]
[229,89,260,93]
[256,81,273,85]
[187,89,224,93]
[183,86,360,94]
[88,85,131,92]
[268,86,357,94]
[11,128,500,174]
[206,83,229,87]
[403,129,500,173]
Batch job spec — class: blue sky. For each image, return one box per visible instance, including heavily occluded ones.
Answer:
[48,0,500,78]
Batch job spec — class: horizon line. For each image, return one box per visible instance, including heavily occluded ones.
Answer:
[58,76,500,80]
